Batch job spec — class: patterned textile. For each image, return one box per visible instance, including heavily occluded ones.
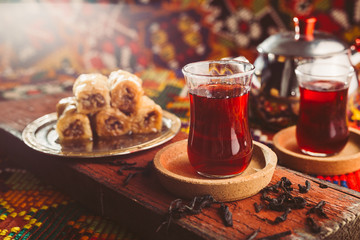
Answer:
[0,168,139,240]
[1,0,359,82]
[0,0,360,239]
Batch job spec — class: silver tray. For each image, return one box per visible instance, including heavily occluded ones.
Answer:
[22,111,181,158]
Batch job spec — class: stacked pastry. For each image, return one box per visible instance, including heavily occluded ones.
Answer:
[55,70,163,142]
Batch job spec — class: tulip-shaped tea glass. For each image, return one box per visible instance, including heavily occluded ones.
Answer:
[295,62,355,157]
[182,60,255,178]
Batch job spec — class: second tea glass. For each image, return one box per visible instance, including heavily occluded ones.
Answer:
[182,60,255,178]
[295,62,355,157]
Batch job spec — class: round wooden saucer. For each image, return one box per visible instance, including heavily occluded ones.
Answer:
[273,126,360,176]
[153,139,277,202]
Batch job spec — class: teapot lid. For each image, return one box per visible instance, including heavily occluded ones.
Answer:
[257,17,349,58]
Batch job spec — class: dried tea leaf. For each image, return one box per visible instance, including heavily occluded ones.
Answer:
[280,177,293,192]
[258,176,327,236]
[123,172,139,186]
[254,202,263,213]
[271,208,291,225]
[219,204,233,227]
[116,160,153,185]
[157,195,232,233]
[307,200,329,219]
[298,180,311,193]
[261,178,307,212]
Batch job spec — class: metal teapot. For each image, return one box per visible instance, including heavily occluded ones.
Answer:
[251,17,360,131]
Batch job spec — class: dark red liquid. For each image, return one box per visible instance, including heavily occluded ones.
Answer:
[296,80,349,155]
[188,84,253,177]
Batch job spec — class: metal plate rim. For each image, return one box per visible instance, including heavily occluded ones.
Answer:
[22,111,181,158]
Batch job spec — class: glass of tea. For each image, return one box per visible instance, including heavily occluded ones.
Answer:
[295,62,355,157]
[182,60,255,178]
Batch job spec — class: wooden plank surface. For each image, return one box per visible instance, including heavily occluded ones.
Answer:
[1,93,360,240]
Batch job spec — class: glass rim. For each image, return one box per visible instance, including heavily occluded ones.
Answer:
[182,60,255,79]
[295,62,355,79]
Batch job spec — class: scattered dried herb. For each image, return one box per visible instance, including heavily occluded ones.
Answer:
[116,163,140,176]
[157,195,233,232]
[111,159,153,185]
[262,177,292,193]
[256,177,330,236]
[123,172,139,186]
[307,200,329,219]
[246,228,260,240]
[298,180,311,193]
[261,189,307,212]
[254,202,263,213]
[271,208,292,225]
[280,177,293,192]
[260,178,309,213]
[303,200,327,234]
[219,203,233,227]
[157,196,213,232]
[306,216,321,233]
[258,230,292,240]
[152,177,329,237]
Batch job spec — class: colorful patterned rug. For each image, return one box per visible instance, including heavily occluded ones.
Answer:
[0,167,139,240]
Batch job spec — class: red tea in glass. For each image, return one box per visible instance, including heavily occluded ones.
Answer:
[295,63,354,157]
[182,60,255,178]
[296,80,349,156]
[188,84,253,177]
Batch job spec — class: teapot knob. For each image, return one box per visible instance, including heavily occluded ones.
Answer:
[353,37,360,52]
[293,17,317,40]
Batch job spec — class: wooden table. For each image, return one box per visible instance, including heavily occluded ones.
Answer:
[1,93,360,240]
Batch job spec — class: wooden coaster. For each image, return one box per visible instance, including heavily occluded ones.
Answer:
[153,139,277,202]
[273,126,360,176]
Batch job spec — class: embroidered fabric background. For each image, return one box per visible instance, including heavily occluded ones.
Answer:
[1,0,359,88]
